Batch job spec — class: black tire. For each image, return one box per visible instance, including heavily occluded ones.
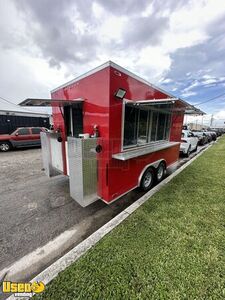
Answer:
[140,167,155,191]
[0,141,11,152]
[185,146,191,157]
[156,162,166,183]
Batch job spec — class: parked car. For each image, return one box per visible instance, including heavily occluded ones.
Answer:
[211,128,222,137]
[192,131,208,145]
[180,130,198,157]
[202,131,213,143]
[0,127,48,152]
[207,130,217,141]
[216,129,224,136]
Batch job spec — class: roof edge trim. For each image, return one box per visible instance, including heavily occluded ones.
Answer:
[51,61,174,98]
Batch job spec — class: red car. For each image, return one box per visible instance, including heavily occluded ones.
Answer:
[0,127,48,152]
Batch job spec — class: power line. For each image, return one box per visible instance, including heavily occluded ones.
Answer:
[195,92,225,106]
[0,95,34,112]
[0,95,19,106]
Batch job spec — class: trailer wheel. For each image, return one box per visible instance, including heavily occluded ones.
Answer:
[156,162,166,183]
[0,142,11,152]
[140,167,155,191]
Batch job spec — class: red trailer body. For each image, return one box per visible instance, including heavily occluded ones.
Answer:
[20,62,200,206]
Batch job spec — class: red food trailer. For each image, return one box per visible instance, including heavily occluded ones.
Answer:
[20,61,202,206]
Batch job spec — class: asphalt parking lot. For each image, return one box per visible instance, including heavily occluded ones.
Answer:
[0,148,146,273]
[0,144,209,282]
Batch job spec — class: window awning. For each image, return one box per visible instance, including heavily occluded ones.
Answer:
[19,98,84,107]
[124,98,205,115]
[124,97,177,105]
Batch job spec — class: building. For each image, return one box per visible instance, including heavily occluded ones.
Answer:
[0,108,50,134]
[187,122,204,131]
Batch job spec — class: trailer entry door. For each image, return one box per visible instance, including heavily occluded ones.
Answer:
[64,104,83,137]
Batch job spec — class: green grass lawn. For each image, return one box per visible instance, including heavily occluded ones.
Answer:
[37,137,225,300]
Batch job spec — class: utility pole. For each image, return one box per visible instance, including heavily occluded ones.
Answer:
[195,118,198,130]
[210,114,214,127]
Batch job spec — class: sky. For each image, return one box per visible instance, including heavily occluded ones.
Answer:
[0,0,225,126]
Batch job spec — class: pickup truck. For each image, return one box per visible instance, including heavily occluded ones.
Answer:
[0,127,48,152]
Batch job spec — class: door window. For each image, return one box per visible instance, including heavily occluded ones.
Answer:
[17,128,30,135]
[64,105,83,137]
[31,128,42,134]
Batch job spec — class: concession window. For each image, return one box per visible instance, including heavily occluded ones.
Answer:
[112,97,204,160]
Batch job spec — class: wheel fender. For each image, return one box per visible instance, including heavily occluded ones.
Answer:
[8,139,14,147]
[0,140,12,147]
[138,159,166,186]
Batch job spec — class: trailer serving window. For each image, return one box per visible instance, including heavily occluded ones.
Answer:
[123,102,173,149]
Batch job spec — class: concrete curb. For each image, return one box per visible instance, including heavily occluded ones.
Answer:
[6,143,212,299]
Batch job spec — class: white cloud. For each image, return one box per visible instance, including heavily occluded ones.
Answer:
[136,46,172,80]
[141,3,154,17]
[181,80,201,97]
[0,50,68,99]
[186,110,225,127]
[214,110,225,120]
[122,0,225,85]
[181,91,197,98]
[92,2,104,18]
[185,114,213,127]
[99,16,127,42]
[171,87,178,92]
[1,0,225,120]
[203,78,217,85]
[170,0,225,31]
[184,80,201,92]
[159,78,173,84]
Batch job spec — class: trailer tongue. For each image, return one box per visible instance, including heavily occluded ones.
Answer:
[20,61,204,206]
